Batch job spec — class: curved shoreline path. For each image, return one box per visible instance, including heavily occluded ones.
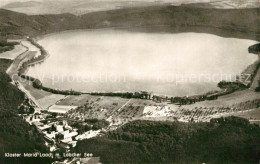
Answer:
[6,41,29,76]
[6,40,38,78]
[2,32,259,110]
[4,39,67,112]
[1,33,259,126]
[5,39,46,111]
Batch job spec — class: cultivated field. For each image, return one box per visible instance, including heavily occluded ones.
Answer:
[59,95,130,120]
[55,88,260,125]
[19,79,52,99]
[0,44,27,60]
[37,94,67,109]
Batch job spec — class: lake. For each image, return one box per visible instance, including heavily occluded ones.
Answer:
[26,30,258,96]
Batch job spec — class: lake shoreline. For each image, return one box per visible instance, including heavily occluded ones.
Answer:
[34,26,260,43]
[17,30,260,104]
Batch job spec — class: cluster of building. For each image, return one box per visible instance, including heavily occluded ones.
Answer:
[37,120,78,151]
[23,112,77,151]
[22,104,105,152]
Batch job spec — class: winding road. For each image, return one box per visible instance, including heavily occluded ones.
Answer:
[5,40,46,112]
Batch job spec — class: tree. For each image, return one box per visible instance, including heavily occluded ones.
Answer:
[29,106,35,114]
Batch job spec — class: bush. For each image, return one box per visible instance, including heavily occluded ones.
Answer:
[248,43,260,54]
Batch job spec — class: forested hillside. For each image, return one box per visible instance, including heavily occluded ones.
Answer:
[75,117,260,164]
[0,71,51,163]
[0,6,260,41]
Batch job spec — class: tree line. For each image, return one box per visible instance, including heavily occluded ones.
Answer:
[17,38,81,96]
[20,74,81,95]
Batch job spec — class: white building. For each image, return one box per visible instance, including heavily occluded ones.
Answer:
[45,131,57,139]
[61,130,78,139]
[38,124,51,131]
[55,125,64,133]
[48,105,78,114]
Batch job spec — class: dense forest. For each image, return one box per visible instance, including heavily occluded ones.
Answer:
[69,118,110,134]
[0,59,12,73]
[0,6,260,41]
[256,79,260,92]
[0,71,51,163]
[75,117,260,164]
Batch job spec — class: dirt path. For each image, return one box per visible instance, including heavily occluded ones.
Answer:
[6,40,57,111]
[117,99,132,112]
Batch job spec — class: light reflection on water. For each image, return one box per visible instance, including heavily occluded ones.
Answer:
[26,30,258,96]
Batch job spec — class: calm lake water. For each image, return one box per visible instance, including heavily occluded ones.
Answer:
[26,30,258,96]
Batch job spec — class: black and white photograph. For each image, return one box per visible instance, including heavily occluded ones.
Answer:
[0,0,260,163]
